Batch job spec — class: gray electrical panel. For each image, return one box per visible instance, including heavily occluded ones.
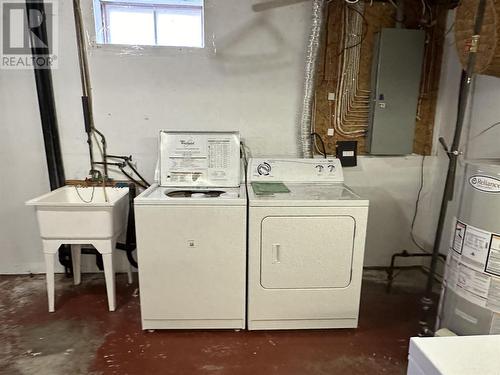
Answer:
[366,28,425,155]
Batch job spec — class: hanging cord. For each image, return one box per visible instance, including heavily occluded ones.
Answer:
[467,121,500,143]
[240,142,249,185]
[411,155,429,253]
[74,185,95,203]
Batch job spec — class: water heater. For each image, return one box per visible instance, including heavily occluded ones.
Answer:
[438,161,500,335]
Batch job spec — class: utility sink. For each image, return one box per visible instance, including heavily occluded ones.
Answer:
[27,185,130,313]
[26,186,129,240]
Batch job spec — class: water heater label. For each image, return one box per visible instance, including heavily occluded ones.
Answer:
[445,219,500,313]
[461,225,491,271]
[469,175,500,193]
[486,235,500,277]
[452,220,466,254]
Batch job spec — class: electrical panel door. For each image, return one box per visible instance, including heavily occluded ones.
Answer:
[367,28,425,155]
[260,216,355,289]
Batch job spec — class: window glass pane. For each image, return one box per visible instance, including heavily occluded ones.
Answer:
[156,7,203,48]
[106,5,155,45]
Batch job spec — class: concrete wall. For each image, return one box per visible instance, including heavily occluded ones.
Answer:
[0,1,463,273]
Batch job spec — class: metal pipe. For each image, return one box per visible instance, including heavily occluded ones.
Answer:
[26,0,66,190]
[299,0,326,157]
[26,0,70,275]
[419,0,487,336]
[72,0,109,182]
[72,0,93,171]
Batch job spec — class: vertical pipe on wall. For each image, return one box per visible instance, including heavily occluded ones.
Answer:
[26,0,71,274]
[26,0,65,190]
[419,0,487,337]
[299,0,326,158]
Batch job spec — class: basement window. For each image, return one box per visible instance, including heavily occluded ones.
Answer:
[93,0,204,48]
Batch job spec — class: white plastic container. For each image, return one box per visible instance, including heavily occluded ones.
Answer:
[26,186,129,240]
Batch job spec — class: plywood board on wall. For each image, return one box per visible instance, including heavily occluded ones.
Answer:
[313,1,448,156]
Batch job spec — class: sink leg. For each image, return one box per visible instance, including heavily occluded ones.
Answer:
[44,252,55,313]
[102,252,116,312]
[71,245,82,285]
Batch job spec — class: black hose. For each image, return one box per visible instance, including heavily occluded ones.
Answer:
[115,183,138,268]
[106,155,151,187]
[311,132,327,159]
[119,167,148,189]
[126,249,138,269]
[126,160,151,187]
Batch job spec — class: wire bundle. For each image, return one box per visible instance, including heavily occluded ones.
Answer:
[330,3,370,138]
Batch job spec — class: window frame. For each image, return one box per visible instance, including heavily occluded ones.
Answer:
[93,0,205,49]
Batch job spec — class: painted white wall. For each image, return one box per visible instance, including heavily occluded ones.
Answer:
[1,1,464,273]
[57,0,311,181]
[0,68,50,273]
[466,75,500,160]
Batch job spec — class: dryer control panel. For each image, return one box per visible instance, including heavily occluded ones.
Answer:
[248,158,344,183]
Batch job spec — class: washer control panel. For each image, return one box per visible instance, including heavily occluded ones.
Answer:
[249,158,344,183]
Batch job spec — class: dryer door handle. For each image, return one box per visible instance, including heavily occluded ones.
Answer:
[272,244,281,263]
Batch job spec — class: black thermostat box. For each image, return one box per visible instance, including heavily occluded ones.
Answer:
[336,141,357,167]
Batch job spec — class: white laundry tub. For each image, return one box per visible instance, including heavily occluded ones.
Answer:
[26,186,129,240]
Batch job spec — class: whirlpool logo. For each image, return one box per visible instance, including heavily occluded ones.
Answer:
[469,175,500,193]
[180,139,195,146]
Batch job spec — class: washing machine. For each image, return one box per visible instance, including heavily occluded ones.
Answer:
[247,158,369,330]
[135,131,246,330]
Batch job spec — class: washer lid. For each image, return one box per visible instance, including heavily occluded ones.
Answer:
[248,183,369,207]
[159,131,240,188]
[135,184,246,206]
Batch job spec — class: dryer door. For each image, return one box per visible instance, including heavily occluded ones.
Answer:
[260,216,355,289]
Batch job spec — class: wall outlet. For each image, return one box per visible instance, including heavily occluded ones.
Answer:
[327,92,336,101]
[327,128,334,136]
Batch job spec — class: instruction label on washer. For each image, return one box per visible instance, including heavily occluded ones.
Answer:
[159,131,240,187]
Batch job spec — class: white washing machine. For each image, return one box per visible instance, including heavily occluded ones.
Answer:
[135,131,246,330]
[247,158,369,330]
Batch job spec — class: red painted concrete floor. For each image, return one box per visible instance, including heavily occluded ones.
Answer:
[0,272,429,375]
